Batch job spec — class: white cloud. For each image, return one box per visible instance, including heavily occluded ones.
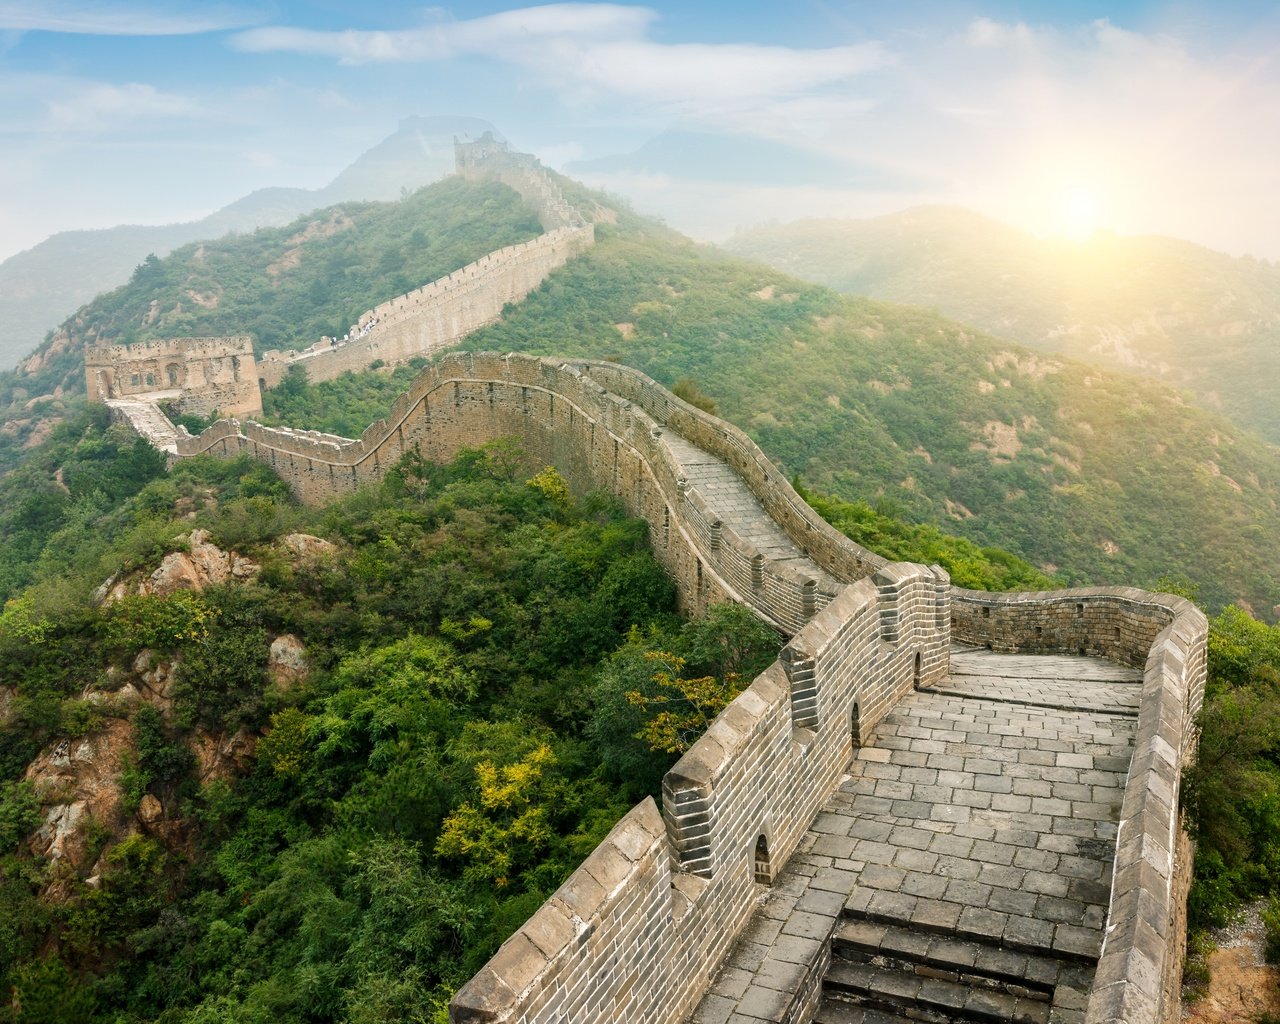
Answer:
[232,3,891,120]
[46,81,197,129]
[0,1,262,35]
[232,4,654,64]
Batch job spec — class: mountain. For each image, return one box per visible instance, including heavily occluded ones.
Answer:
[8,171,1280,621]
[0,115,497,371]
[724,207,1280,444]
[455,178,1280,618]
[0,173,540,479]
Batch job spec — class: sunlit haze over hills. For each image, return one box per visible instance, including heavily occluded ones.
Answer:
[2,0,1279,262]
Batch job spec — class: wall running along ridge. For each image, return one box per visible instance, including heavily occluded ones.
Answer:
[255,227,592,388]
[174,352,886,633]
[161,352,1208,1024]
[94,136,1205,1024]
[256,134,593,388]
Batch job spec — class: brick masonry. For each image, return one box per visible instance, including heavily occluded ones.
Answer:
[156,351,1205,1024]
[256,134,594,388]
[84,336,261,418]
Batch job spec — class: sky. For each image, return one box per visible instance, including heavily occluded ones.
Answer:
[1,0,1279,263]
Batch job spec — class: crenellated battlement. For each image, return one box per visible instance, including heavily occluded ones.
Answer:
[131,349,1205,1024]
[84,335,260,418]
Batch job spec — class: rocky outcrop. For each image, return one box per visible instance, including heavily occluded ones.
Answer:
[268,634,309,688]
[281,532,336,561]
[191,728,257,785]
[25,720,132,886]
[96,528,259,604]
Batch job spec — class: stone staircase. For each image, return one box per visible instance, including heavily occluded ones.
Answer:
[814,916,1093,1024]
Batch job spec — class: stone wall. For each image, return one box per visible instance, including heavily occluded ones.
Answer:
[451,564,951,1023]
[151,354,1209,1024]
[455,133,586,232]
[176,353,887,632]
[85,336,261,418]
[255,134,593,390]
[256,227,592,389]
[951,587,1208,1024]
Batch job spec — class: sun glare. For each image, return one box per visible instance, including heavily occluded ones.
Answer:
[1057,186,1102,242]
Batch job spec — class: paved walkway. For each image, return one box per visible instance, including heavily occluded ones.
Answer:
[106,395,182,454]
[662,432,843,594]
[688,648,1142,1024]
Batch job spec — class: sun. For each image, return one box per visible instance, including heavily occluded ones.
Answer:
[1056,186,1102,242]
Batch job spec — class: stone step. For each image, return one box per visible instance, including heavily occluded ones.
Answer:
[824,960,1052,1024]
[832,919,1066,997]
[842,892,1101,963]
[812,998,912,1024]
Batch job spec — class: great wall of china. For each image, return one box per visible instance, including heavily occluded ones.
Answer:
[88,140,1207,1024]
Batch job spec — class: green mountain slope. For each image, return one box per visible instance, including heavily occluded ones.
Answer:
[0,115,496,371]
[448,194,1280,618]
[725,207,1280,444]
[0,175,541,476]
[8,173,1279,619]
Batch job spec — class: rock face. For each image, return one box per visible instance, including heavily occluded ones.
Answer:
[132,649,179,714]
[282,533,336,561]
[97,528,259,603]
[268,634,310,688]
[25,720,133,881]
[192,728,257,785]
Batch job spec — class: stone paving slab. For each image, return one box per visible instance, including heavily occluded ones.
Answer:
[937,652,1143,714]
[687,649,1137,1024]
[661,434,842,591]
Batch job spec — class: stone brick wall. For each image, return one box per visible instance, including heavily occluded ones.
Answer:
[451,564,950,1023]
[157,355,1209,1024]
[176,353,882,632]
[85,336,261,418]
[571,361,889,586]
[256,134,593,389]
[952,587,1208,1024]
[256,227,592,389]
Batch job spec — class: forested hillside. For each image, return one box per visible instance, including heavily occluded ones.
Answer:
[726,208,1280,444]
[0,176,541,476]
[430,188,1280,618]
[0,115,494,372]
[27,165,1271,617]
[0,422,770,1021]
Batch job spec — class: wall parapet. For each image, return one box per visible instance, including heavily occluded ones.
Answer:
[451,562,950,1023]
[952,588,1207,1024]
[173,354,887,632]
[149,354,1208,1024]
[566,360,889,586]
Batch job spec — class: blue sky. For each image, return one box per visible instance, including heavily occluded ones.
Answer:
[2,1,1279,261]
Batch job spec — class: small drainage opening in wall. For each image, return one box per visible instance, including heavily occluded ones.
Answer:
[753,835,771,885]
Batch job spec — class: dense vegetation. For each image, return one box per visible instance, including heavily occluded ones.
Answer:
[0,423,788,1023]
[726,208,1280,445]
[439,215,1280,618]
[1181,602,1280,979]
[7,169,1280,617]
